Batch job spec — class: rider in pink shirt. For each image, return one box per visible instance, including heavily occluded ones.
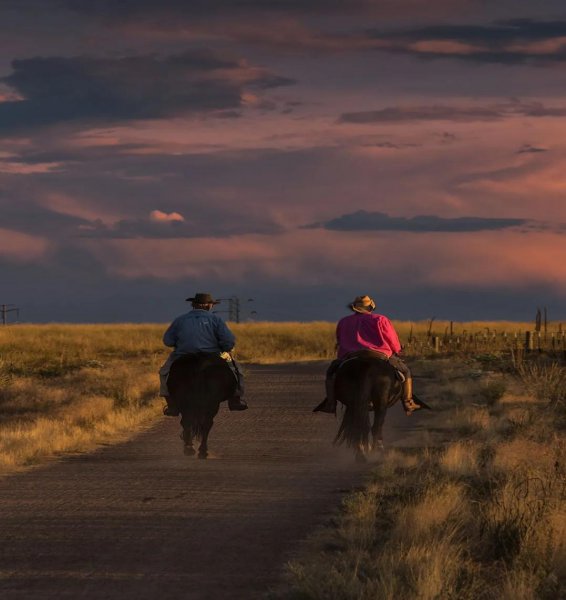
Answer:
[336,310,402,359]
[314,295,420,416]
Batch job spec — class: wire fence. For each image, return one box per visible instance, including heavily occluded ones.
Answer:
[404,330,566,361]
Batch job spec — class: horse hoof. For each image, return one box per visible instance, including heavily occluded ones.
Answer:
[183,445,196,456]
[198,452,208,460]
[373,440,385,452]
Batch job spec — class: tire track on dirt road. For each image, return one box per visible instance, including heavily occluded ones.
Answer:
[0,362,429,600]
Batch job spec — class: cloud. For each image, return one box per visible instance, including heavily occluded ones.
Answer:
[57,0,470,20]
[150,210,184,222]
[306,210,531,232]
[366,19,566,65]
[517,143,548,154]
[0,51,294,133]
[0,228,49,262]
[339,101,566,124]
[77,228,566,301]
[76,213,282,239]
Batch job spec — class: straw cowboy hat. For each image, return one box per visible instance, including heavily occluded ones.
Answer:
[185,292,221,304]
[349,295,376,313]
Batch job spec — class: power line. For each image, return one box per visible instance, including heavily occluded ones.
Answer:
[1,304,19,325]
[214,296,255,323]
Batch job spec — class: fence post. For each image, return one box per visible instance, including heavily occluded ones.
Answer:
[525,331,534,353]
[432,336,440,353]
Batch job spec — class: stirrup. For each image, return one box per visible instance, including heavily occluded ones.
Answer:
[313,397,337,414]
[228,396,248,411]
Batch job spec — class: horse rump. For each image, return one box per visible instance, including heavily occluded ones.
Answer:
[333,359,372,449]
[333,357,397,450]
[168,354,236,439]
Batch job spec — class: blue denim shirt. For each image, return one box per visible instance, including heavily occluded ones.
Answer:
[163,310,236,357]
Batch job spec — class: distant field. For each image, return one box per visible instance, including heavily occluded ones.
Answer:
[0,319,545,366]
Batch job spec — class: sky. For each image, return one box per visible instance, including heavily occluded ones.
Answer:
[1,0,566,323]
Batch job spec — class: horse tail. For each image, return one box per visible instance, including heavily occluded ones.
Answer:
[184,373,212,440]
[334,366,371,449]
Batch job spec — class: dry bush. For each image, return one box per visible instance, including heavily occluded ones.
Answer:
[493,439,555,472]
[439,441,479,477]
[517,361,566,408]
[391,481,465,544]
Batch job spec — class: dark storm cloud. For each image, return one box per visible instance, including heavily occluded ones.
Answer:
[0,201,91,236]
[307,210,529,232]
[76,216,283,239]
[0,51,294,133]
[54,0,398,18]
[339,101,566,124]
[0,193,282,240]
[517,144,548,154]
[340,106,505,124]
[367,19,566,65]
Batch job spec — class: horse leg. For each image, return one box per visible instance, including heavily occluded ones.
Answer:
[180,413,195,456]
[371,408,387,453]
[355,443,368,463]
[197,417,214,460]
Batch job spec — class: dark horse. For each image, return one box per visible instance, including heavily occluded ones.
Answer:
[334,353,402,462]
[167,354,237,459]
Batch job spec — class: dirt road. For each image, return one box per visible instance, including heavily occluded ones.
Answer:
[0,362,426,600]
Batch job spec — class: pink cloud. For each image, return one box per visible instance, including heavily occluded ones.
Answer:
[0,160,62,174]
[77,228,566,295]
[0,229,49,262]
[149,210,185,222]
[0,89,23,103]
[43,193,125,223]
[407,40,481,55]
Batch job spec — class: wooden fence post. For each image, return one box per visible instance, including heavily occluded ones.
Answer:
[525,331,534,353]
[432,336,440,353]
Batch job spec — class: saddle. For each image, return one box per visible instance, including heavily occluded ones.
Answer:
[339,350,406,382]
[173,352,228,373]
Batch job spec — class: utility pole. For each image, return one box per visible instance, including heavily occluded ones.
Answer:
[215,296,254,324]
[1,304,19,325]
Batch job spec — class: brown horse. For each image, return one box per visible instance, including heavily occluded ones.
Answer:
[167,354,237,459]
[334,355,402,462]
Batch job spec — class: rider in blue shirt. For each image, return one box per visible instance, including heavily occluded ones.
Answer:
[160,293,247,415]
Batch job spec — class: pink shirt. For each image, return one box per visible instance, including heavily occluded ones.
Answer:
[336,312,402,359]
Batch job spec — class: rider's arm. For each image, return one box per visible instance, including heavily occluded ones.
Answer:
[335,322,340,353]
[377,317,402,355]
[214,317,236,352]
[163,318,179,348]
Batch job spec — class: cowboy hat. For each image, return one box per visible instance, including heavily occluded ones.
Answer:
[185,292,221,304]
[349,295,376,313]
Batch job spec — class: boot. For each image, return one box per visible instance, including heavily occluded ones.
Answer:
[402,378,421,416]
[228,396,248,411]
[313,378,337,414]
[163,397,180,417]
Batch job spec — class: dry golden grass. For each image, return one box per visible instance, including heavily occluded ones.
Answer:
[279,357,566,600]
[0,326,164,476]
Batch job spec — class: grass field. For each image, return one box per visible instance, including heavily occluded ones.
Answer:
[0,322,564,594]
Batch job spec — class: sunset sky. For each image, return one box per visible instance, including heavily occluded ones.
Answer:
[1,0,566,322]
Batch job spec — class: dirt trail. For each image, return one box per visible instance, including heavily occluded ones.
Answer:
[0,362,429,600]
